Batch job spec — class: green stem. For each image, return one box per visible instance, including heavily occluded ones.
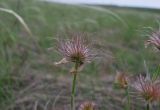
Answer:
[146,103,150,110]
[125,87,130,110]
[71,63,79,110]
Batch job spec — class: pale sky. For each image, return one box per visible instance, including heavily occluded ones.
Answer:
[46,0,160,9]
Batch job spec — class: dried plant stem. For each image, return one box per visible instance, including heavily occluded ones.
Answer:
[71,62,79,110]
[125,87,130,110]
[0,8,32,36]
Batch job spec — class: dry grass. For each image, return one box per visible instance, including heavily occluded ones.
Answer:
[4,65,158,110]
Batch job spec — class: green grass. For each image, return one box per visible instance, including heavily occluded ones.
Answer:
[0,0,160,109]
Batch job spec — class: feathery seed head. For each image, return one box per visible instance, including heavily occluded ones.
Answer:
[78,101,96,110]
[57,34,93,65]
[114,71,129,89]
[132,75,160,103]
[145,30,160,51]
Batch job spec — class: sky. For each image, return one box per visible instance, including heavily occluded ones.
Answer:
[46,0,160,9]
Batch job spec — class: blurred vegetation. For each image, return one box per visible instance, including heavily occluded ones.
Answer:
[0,0,160,108]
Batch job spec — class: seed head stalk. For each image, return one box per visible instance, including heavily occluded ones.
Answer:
[71,62,79,110]
[146,103,150,110]
[125,87,130,110]
[55,35,93,110]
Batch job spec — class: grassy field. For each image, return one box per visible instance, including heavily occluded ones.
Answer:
[0,0,160,109]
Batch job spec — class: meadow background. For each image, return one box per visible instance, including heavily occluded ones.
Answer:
[0,0,160,109]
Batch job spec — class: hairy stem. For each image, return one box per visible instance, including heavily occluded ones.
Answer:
[71,62,79,110]
[125,87,130,110]
[146,103,150,110]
